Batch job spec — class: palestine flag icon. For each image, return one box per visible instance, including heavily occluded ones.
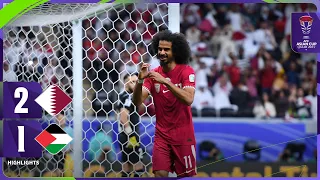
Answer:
[35,124,73,155]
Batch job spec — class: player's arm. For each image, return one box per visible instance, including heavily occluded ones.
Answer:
[117,95,134,133]
[132,63,151,106]
[148,69,195,106]
[119,108,131,132]
[163,80,195,106]
[132,81,149,106]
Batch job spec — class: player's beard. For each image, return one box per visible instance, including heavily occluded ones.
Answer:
[158,53,170,67]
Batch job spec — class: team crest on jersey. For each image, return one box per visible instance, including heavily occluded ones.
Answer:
[189,74,195,82]
[155,83,160,93]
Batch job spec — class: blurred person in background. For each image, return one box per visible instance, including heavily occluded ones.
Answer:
[295,88,311,119]
[194,61,209,89]
[207,63,221,88]
[117,73,145,177]
[185,24,201,45]
[192,82,215,111]
[25,57,43,82]
[213,73,237,111]
[88,124,116,163]
[260,57,277,95]
[253,92,276,119]
[287,84,298,118]
[3,61,17,82]
[226,53,241,87]
[278,143,306,162]
[278,148,295,162]
[229,78,250,112]
[274,90,289,118]
[199,141,224,161]
[246,69,258,100]
[286,61,300,88]
[272,69,286,92]
[305,89,317,120]
[41,58,58,88]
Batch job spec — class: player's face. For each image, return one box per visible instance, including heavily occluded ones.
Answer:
[157,40,173,66]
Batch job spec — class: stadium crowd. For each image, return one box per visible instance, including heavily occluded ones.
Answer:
[180,3,317,120]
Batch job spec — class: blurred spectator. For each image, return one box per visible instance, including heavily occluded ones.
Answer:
[286,61,301,87]
[192,82,215,110]
[278,148,295,162]
[3,61,17,82]
[295,88,311,118]
[88,124,116,163]
[246,69,258,99]
[229,79,250,112]
[253,21,277,51]
[41,58,58,88]
[305,89,317,120]
[278,143,306,162]
[227,4,246,42]
[243,140,261,162]
[195,61,209,88]
[213,74,237,111]
[199,141,224,161]
[207,64,220,88]
[185,24,201,45]
[25,57,42,82]
[214,25,237,62]
[226,53,241,87]
[274,90,289,118]
[272,69,286,92]
[260,58,277,95]
[253,92,276,119]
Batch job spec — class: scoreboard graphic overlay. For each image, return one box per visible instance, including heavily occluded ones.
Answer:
[0,83,72,153]
[0,0,319,180]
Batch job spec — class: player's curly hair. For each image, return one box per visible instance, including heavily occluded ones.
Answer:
[150,29,192,64]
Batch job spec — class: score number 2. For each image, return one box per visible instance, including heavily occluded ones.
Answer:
[14,87,29,114]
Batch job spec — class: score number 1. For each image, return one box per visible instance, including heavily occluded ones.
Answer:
[14,87,29,114]
[17,126,25,152]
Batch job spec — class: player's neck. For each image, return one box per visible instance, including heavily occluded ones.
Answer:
[162,61,177,73]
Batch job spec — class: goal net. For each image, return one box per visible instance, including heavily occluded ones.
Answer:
[3,2,171,177]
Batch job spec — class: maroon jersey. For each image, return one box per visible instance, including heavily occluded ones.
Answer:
[143,64,196,145]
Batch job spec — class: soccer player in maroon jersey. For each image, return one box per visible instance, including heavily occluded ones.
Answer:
[132,30,197,177]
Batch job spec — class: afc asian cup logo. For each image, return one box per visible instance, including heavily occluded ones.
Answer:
[299,15,313,35]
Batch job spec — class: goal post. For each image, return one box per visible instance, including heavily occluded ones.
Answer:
[168,3,180,33]
[3,2,179,178]
[71,19,83,178]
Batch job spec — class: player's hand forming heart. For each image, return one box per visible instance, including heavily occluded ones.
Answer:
[148,72,167,84]
[138,63,150,80]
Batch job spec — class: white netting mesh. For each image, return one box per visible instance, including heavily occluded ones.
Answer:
[3,2,168,177]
